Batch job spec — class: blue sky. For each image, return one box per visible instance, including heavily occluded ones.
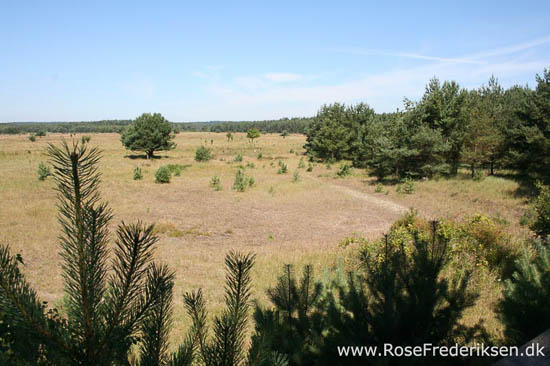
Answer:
[1,1,549,122]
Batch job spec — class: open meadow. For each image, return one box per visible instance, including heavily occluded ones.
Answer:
[0,131,532,345]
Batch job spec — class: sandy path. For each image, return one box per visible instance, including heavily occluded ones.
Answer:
[305,175,408,215]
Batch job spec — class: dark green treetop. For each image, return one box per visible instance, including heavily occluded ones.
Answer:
[121,113,176,159]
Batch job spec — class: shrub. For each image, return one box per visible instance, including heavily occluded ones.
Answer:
[306,162,313,172]
[233,169,247,192]
[257,152,263,160]
[472,170,485,181]
[155,166,171,183]
[248,176,255,187]
[289,149,294,153]
[281,130,289,138]
[28,134,36,142]
[298,157,305,169]
[530,182,550,241]
[81,135,91,144]
[194,145,212,162]
[35,130,46,137]
[402,178,415,194]
[133,166,143,180]
[277,162,288,174]
[497,241,550,344]
[252,223,483,366]
[293,170,300,182]
[246,162,255,169]
[37,162,51,181]
[375,182,383,193]
[210,175,222,191]
[336,163,351,177]
[166,164,188,176]
[226,132,233,141]
[234,153,243,162]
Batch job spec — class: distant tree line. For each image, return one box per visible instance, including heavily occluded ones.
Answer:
[305,68,550,185]
[175,117,313,134]
[0,117,313,135]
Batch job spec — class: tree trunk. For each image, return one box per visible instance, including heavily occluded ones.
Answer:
[146,150,154,159]
[471,164,475,178]
[490,161,494,176]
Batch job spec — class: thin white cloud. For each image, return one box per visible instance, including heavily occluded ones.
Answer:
[466,35,550,60]
[331,47,483,64]
[179,36,549,120]
[264,72,303,82]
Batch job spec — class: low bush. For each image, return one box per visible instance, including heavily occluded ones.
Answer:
[28,134,36,142]
[233,169,248,192]
[133,166,143,180]
[298,157,306,169]
[336,163,351,177]
[155,166,171,183]
[37,162,51,181]
[277,162,288,174]
[210,175,222,191]
[293,170,300,182]
[81,135,91,144]
[234,153,243,162]
[195,145,212,162]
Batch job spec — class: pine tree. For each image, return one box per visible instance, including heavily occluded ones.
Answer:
[0,141,175,365]
[497,241,550,345]
[178,251,260,366]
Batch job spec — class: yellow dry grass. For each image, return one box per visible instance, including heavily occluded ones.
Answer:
[0,131,530,344]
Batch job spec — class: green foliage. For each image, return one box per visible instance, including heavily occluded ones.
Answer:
[179,251,257,366]
[257,152,263,160]
[504,69,550,184]
[497,241,550,345]
[210,175,222,191]
[35,130,46,137]
[81,135,91,144]
[306,163,313,172]
[37,162,51,181]
[375,182,383,193]
[254,221,484,365]
[120,113,176,159]
[248,176,255,187]
[472,170,485,181]
[28,134,36,142]
[195,145,213,162]
[399,178,415,194]
[530,182,550,241]
[280,130,289,138]
[233,169,248,192]
[166,164,188,176]
[0,141,176,365]
[133,166,143,180]
[277,162,288,174]
[226,132,233,141]
[155,166,171,183]
[246,162,255,169]
[336,163,351,177]
[305,102,375,161]
[297,157,305,169]
[247,128,261,143]
[234,153,243,162]
[292,170,299,182]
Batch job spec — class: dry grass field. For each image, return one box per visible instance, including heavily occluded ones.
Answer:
[0,131,531,345]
